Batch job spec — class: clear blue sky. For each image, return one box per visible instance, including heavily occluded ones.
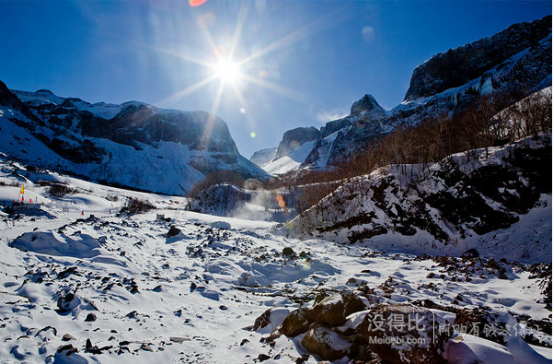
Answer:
[0,0,551,158]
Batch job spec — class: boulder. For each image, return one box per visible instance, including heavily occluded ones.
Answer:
[57,292,81,313]
[306,291,367,327]
[363,304,451,364]
[301,325,350,361]
[281,308,311,337]
[166,225,182,238]
[253,308,290,335]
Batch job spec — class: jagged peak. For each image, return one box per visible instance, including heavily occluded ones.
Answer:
[349,94,385,118]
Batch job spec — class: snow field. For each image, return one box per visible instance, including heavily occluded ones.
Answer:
[0,160,551,363]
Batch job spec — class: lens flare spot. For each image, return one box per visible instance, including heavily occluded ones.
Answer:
[250,132,256,138]
[276,194,286,208]
[289,140,301,151]
[361,26,376,42]
[189,0,208,7]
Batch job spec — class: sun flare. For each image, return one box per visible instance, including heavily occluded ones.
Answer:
[213,58,241,84]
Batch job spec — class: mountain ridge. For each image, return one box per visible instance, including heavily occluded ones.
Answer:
[254,15,552,174]
[0,82,269,195]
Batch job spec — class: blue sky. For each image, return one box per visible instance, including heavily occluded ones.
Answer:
[0,0,551,158]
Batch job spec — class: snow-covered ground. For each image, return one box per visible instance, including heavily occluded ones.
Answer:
[0,159,551,363]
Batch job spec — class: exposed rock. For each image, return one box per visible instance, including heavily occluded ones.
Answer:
[170,336,190,344]
[461,248,479,260]
[349,94,386,119]
[253,308,290,334]
[62,333,77,341]
[301,325,350,361]
[57,292,81,313]
[2,85,268,196]
[57,343,79,355]
[57,266,78,279]
[0,80,43,127]
[405,15,552,101]
[275,126,321,159]
[85,313,97,322]
[166,225,182,238]
[363,304,451,364]
[263,16,551,174]
[281,308,311,337]
[140,343,154,352]
[85,339,99,354]
[257,353,271,361]
[290,134,551,256]
[306,291,367,327]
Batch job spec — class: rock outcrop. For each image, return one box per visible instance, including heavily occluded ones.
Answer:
[404,15,552,101]
[274,126,321,160]
[255,290,452,363]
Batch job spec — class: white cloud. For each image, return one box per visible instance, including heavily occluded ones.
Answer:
[316,108,349,123]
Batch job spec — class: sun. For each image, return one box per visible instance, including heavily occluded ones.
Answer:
[213,58,241,84]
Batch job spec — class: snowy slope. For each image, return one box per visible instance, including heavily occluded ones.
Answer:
[249,148,277,169]
[287,133,552,264]
[0,83,269,196]
[262,140,317,175]
[0,107,66,166]
[0,157,550,364]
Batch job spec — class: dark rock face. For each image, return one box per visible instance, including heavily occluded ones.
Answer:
[404,15,552,101]
[0,81,44,128]
[84,105,238,153]
[350,94,386,119]
[0,80,25,111]
[275,126,321,159]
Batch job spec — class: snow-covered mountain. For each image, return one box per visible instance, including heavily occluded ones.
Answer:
[258,15,552,174]
[249,147,277,169]
[0,148,550,364]
[284,132,551,262]
[0,82,269,195]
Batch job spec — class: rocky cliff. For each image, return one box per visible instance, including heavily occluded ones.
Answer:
[0,82,268,195]
[405,15,552,101]
[274,127,321,160]
[258,15,552,174]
